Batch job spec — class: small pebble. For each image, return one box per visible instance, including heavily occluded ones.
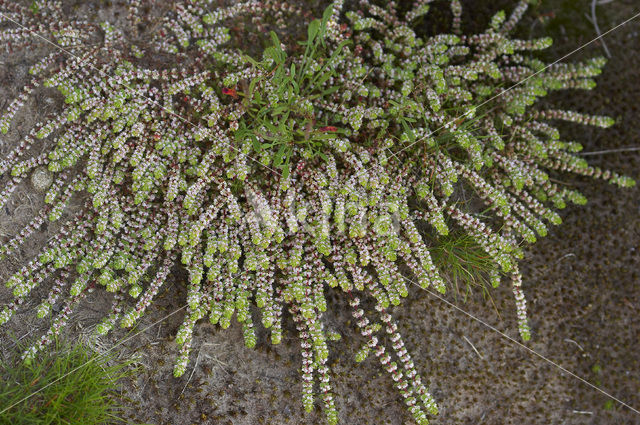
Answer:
[31,166,53,192]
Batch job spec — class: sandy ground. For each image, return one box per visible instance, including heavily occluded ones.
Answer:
[1,1,639,424]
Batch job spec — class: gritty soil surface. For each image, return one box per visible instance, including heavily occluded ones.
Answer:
[1,1,639,424]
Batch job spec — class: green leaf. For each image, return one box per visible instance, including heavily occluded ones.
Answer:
[308,40,351,89]
[270,31,280,47]
[276,78,291,97]
[270,105,289,116]
[247,76,262,104]
[264,46,277,63]
[251,135,262,152]
[291,78,300,95]
[263,120,278,134]
[388,99,401,107]
[273,144,287,167]
[401,119,416,143]
[277,118,288,135]
[313,133,339,141]
[307,19,320,45]
[314,70,334,88]
[316,85,341,98]
[320,4,334,41]
[269,32,285,62]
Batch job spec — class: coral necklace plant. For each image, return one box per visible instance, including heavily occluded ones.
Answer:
[0,1,633,423]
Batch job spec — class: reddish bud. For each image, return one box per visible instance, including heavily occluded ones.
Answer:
[222,87,238,98]
[319,126,338,132]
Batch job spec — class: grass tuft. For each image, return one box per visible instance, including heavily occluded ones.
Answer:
[431,231,499,303]
[0,339,135,425]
